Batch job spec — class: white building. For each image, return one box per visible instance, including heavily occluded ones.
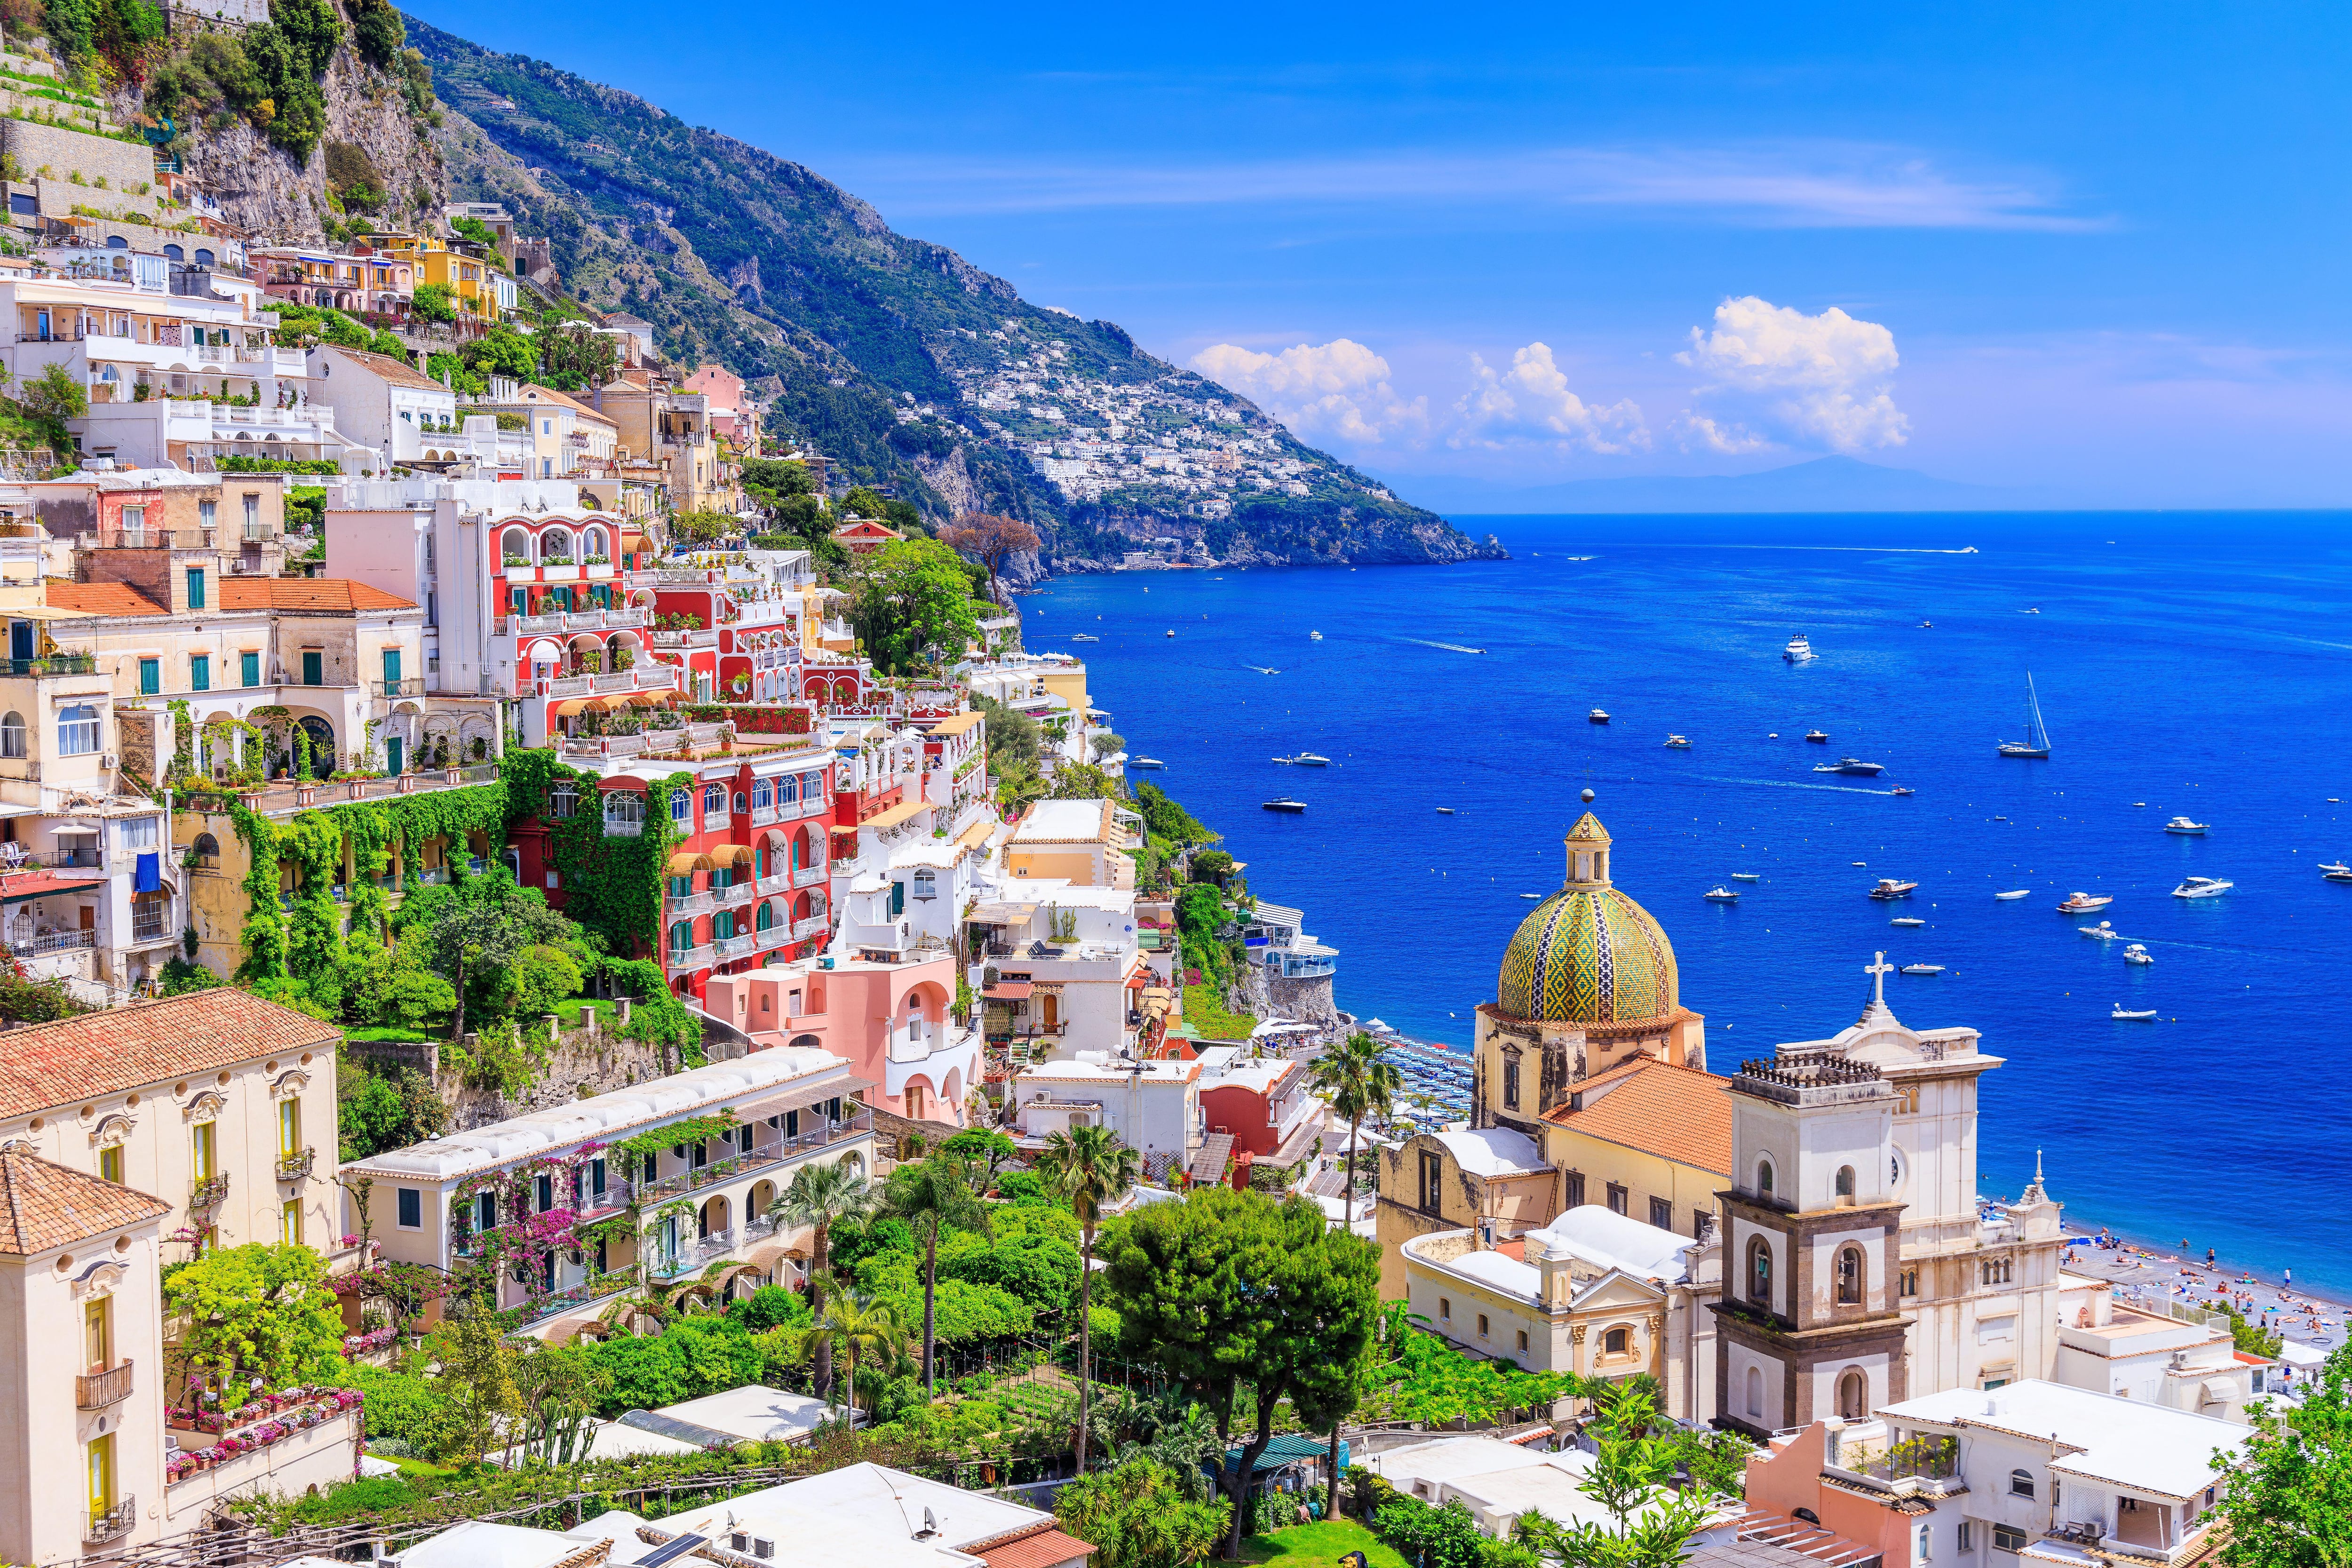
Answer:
[306,346,460,466]
[2049,1276,2270,1419]
[1009,1053,1201,1170]
[1368,1434,1743,1544]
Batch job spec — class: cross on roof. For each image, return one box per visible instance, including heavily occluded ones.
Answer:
[1866,951,1894,1008]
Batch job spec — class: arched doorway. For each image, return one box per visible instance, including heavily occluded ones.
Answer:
[287,716,334,778]
[699,1193,731,1241]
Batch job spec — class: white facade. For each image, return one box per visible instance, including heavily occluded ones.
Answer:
[306,346,460,464]
[1009,1053,1201,1165]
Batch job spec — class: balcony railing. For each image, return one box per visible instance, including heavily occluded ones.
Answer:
[667,890,715,916]
[793,864,827,888]
[604,816,647,837]
[509,1267,636,1329]
[755,873,788,896]
[9,930,96,958]
[86,1496,135,1544]
[666,942,715,973]
[189,1172,230,1208]
[648,1229,736,1281]
[276,1146,316,1182]
[77,1359,134,1410]
[713,934,752,960]
[378,677,427,697]
[1842,1436,1959,1486]
[0,652,98,675]
[790,915,829,940]
[715,881,753,906]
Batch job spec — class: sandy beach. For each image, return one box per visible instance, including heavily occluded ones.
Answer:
[2062,1223,2345,1376]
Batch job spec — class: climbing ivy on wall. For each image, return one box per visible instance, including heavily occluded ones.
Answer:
[501,748,692,963]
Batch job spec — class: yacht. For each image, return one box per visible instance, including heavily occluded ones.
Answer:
[2328,869,2352,883]
[1996,889,2031,900]
[1899,963,1944,975]
[1868,878,1919,900]
[2080,921,2120,940]
[1704,886,1740,902]
[1998,672,2054,758]
[1891,916,1926,927]
[1261,798,1307,813]
[2172,876,2233,899]
[1815,757,1886,776]
[2057,891,2113,913]
[1730,872,1762,881]
[1293,753,1332,766]
[2124,944,2154,965]
[2164,817,2209,835]
[1589,708,1611,724]
[2318,861,2350,875]
[1165,629,1175,637]
[1663,734,1691,749]
[1070,633,1099,642]
[1804,730,1830,744]
[1309,630,1324,640]
[1435,806,1455,814]
[1519,892,1544,900]
[2112,1006,2157,1021]
[1891,786,1917,797]
[1784,634,1815,663]
[1128,757,1166,770]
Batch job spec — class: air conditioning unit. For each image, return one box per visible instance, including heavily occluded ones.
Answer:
[101,753,118,770]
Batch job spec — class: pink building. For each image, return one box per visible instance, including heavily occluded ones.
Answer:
[681,365,751,440]
[705,950,978,1130]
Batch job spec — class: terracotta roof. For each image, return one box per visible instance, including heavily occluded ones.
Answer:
[327,346,447,392]
[218,578,419,613]
[516,383,618,427]
[0,1148,169,1255]
[0,989,340,1120]
[0,868,108,904]
[974,1528,1093,1568]
[1540,1056,1732,1177]
[44,581,167,617]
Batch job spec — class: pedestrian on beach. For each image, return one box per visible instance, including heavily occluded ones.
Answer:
[2207,1247,2217,1267]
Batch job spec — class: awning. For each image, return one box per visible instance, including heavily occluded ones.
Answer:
[627,689,673,706]
[1125,970,1150,990]
[665,851,717,874]
[861,798,931,830]
[0,871,105,904]
[970,901,1039,924]
[983,982,1034,1000]
[720,844,755,865]
[552,698,597,717]
[956,816,997,852]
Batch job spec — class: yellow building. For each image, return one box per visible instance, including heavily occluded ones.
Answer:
[358,231,499,321]
[1536,1056,1730,1242]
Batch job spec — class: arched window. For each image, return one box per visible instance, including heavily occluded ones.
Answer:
[57,704,99,756]
[1836,1165,1856,1199]
[164,244,184,262]
[541,529,573,562]
[1745,1365,1764,1420]
[912,868,937,900]
[1836,1245,1864,1305]
[194,248,215,266]
[1838,1368,1869,1420]
[669,922,694,954]
[670,790,691,824]
[755,901,775,931]
[1916,1526,1931,1563]
[549,780,580,819]
[733,792,747,815]
[702,783,724,817]
[1748,1236,1773,1306]
[1603,1327,1630,1355]
[1756,1158,1775,1199]
[2010,1469,2035,1499]
[191,832,220,866]
[753,778,772,811]
[0,711,23,759]
[604,791,645,829]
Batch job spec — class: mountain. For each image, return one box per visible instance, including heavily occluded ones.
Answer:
[1398,457,2024,514]
[402,20,1501,573]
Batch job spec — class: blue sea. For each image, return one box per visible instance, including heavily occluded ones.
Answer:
[1020,512,2352,1296]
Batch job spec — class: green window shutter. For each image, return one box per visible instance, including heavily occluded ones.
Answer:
[241,651,260,687]
[189,654,209,692]
[185,568,205,610]
[382,648,401,685]
[302,651,322,686]
[137,658,158,695]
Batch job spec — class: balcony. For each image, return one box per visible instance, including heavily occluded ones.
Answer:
[713,934,753,960]
[9,929,95,959]
[190,1172,230,1209]
[755,923,793,950]
[715,881,753,907]
[648,1228,737,1281]
[276,1146,316,1182]
[637,1114,874,1210]
[509,1267,636,1329]
[790,915,829,940]
[377,677,427,697]
[77,1359,134,1410]
[667,942,715,973]
[86,1496,135,1544]
[0,652,98,675]
[793,864,827,888]
[668,890,715,916]
[755,872,788,896]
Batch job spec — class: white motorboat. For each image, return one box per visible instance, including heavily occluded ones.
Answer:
[1704,886,1740,902]
[1805,730,1830,743]
[1891,916,1926,927]
[1900,963,1944,975]
[1519,892,1544,900]
[2123,944,2154,965]
[2164,816,2209,836]
[2319,861,2350,876]
[1261,798,1307,813]
[1589,708,1611,724]
[1309,630,1323,640]
[1816,756,1886,776]
[1730,872,1762,881]
[1995,889,2031,900]
[1784,634,1815,663]
[1998,672,2053,758]
[1868,878,1918,900]
[2328,869,2352,883]
[1435,806,1455,814]
[1663,734,1691,748]
[1128,757,1166,770]
[2172,876,2233,899]
[2056,892,2113,914]
[2080,921,2120,940]
[1293,753,1332,766]
[2112,1006,2157,1020]
[1070,633,1099,642]
[1891,786,1916,796]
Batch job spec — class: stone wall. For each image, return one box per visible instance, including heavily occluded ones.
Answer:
[2,119,153,199]
[427,1006,677,1130]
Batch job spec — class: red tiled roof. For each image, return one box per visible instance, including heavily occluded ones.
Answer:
[1540,1056,1733,1178]
[0,989,340,1119]
[0,1148,169,1254]
[329,346,447,392]
[218,578,418,613]
[975,1527,1093,1568]
[0,868,108,904]
[45,582,167,617]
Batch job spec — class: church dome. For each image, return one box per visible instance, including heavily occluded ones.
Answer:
[1495,812,1680,1025]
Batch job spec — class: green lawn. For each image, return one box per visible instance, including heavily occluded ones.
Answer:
[1240,1519,1409,1568]
[1183,981,1257,1041]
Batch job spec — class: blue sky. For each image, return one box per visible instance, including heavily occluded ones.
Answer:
[409,2,2352,505]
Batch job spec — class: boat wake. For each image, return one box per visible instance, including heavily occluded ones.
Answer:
[1403,638,1488,655]
[1704,775,1905,796]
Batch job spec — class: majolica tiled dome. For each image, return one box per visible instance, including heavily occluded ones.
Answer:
[1496,812,1679,1024]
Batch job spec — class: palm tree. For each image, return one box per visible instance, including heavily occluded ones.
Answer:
[1038,1123,1140,1474]
[806,1284,910,1422]
[883,1153,989,1399]
[768,1158,875,1398]
[1308,1032,1402,1230]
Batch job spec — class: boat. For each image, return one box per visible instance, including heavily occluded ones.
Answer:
[2080,921,2120,940]
[1891,786,1916,796]
[2112,1006,2157,1021]
[1804,730,1830,744]
[1519,892,1544,900]
[1589,708,1610,724]
[2023,606,2042,614]
[1128,757,1166,770]
[1294,753,1332,766]
[2133,802,2147,808]
[1663,734,1691,749]
[1271,755,1296,765]
[2057,892,2113,913]
[2172,876,2233,899]
[1868,878,1919,900]
[1730,872,1761,881]
[1899,963,1944,975]
[2319,861,2350,875]
[1261,798,1307,813]
[1996,889,2031,900]
[1815,757,1886,776]
[1310,630,1323,640]
[1704,887,1740,902]
[2164,817,2209,836]
[1164,629,1175,637]
[1784,634,1815,663]
[1435,807,1455,814]
[2328,869,2352,883]
[1249,665,1282,675]
[2124,944,2154,965]
[1998,673,2053,758]
[1891,916,1926,927]
[1070,633,1100,642]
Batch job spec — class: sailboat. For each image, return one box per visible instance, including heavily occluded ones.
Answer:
[1998,673,2052,758]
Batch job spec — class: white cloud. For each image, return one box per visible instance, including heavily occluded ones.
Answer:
[1189,339,1428,446]
[1450,343,1649,454]
[1675,295,1909,453]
